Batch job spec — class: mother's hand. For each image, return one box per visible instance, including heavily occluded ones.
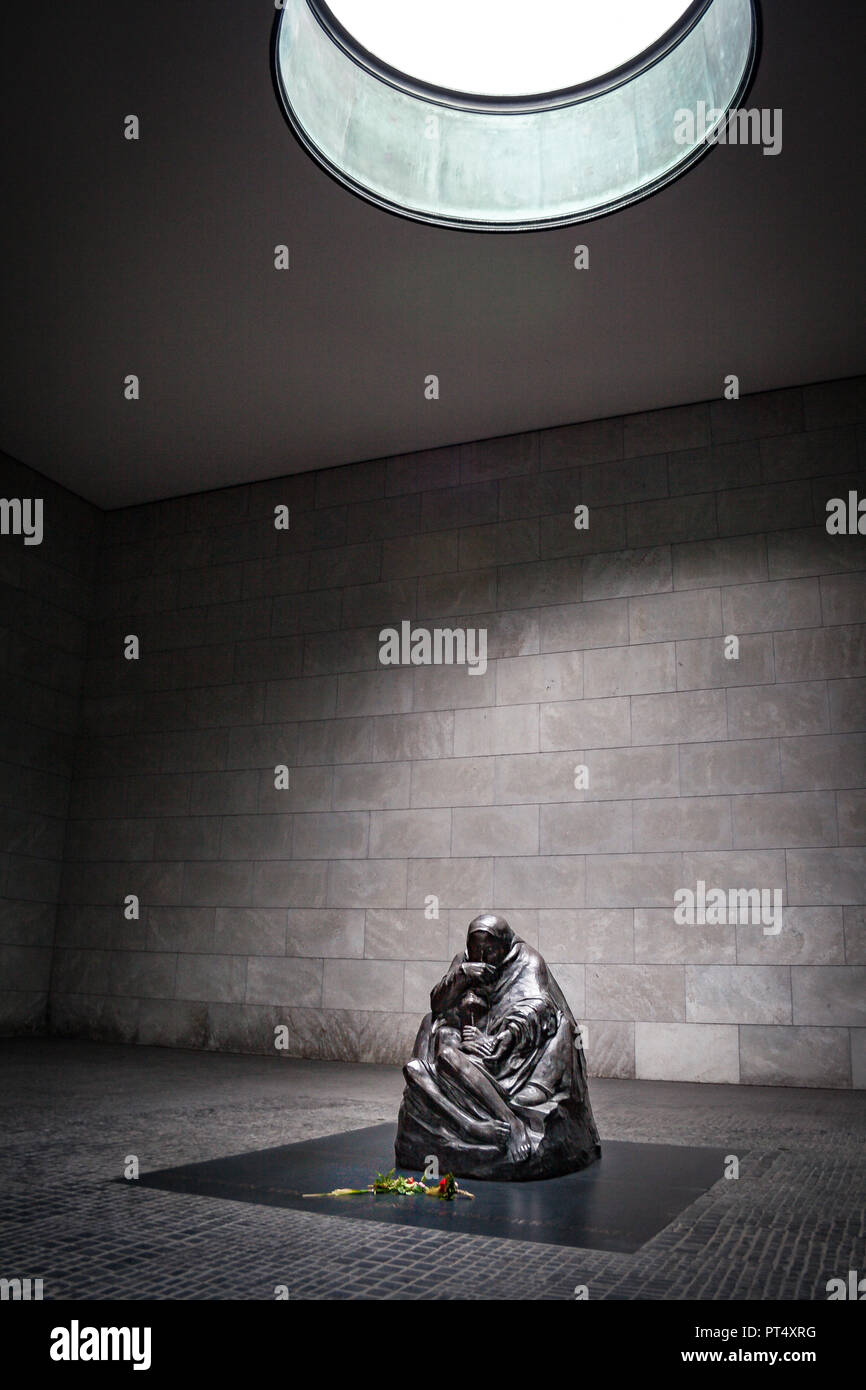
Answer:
[460,961,495,983]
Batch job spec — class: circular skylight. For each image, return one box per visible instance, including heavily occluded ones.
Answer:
[327,0,696,97]
[275,0,758,230]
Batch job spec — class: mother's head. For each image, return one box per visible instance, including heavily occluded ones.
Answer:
[466,913,514,968]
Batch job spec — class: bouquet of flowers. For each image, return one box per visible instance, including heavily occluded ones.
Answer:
[303,1168,473,1200]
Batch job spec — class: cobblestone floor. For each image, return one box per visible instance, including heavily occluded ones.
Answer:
[0,1038,863,1300]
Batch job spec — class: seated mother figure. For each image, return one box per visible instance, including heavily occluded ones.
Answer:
[395,914,600,1180]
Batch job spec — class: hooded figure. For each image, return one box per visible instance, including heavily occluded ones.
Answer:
[395,914,601,1180]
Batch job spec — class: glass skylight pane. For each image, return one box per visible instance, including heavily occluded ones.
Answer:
[328,1,695,96]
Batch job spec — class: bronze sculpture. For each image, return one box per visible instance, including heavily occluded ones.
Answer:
[395,914,601,1180]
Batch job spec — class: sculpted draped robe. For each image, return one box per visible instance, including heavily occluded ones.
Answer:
[395,931,601,1180]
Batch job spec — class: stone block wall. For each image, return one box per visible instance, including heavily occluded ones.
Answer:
[19,377,866,1084]
[0,451,100,1033]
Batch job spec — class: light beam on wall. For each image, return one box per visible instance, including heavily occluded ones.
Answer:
[274,0,758,231]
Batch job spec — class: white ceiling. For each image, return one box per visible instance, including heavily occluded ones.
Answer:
[1,0,864,508]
